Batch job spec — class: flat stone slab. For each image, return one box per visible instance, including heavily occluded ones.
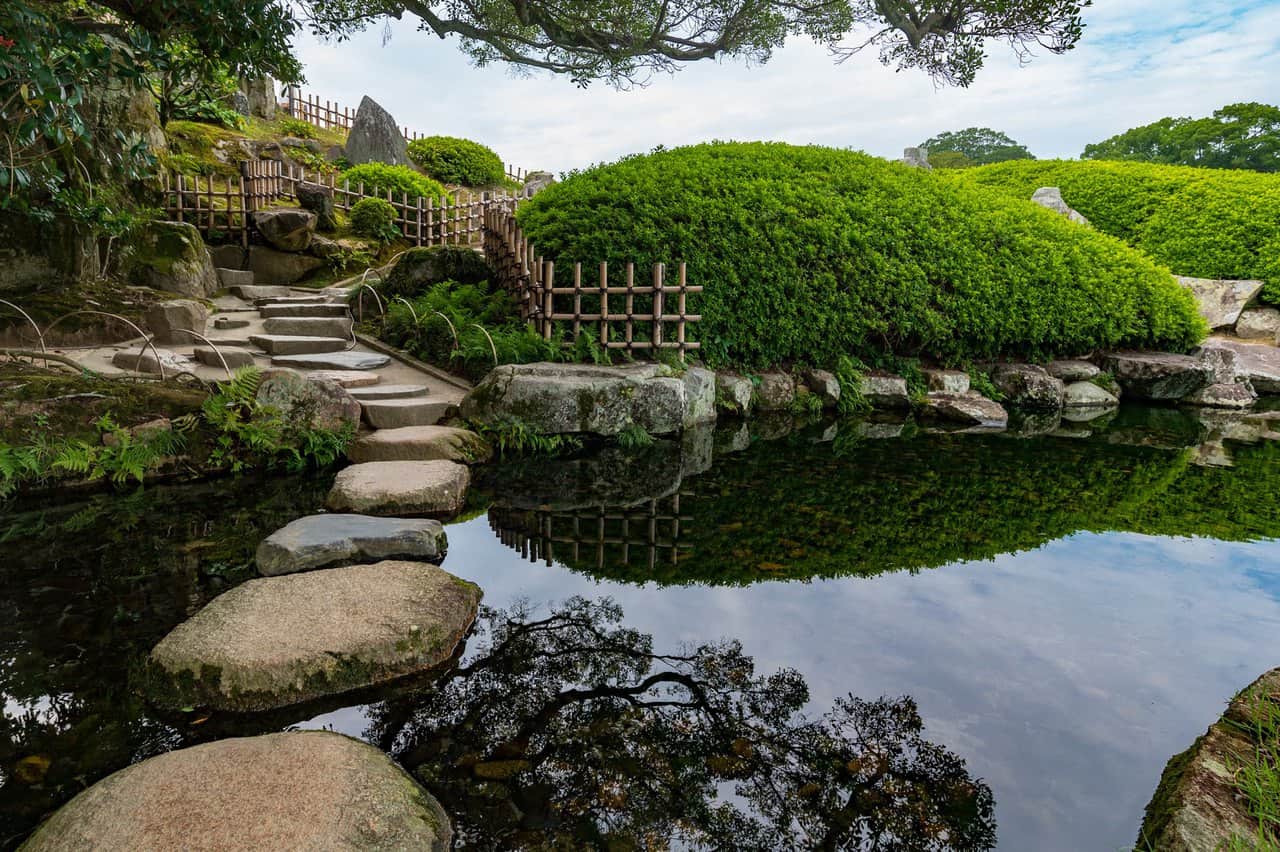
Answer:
[215,267,255,289]
[362,398,453,428]
[919,392,1009,429]
[347,426,491,464]
[349,384,430,400]
[20,731,451,851]
[1202,339,1280,394]
[1182,382,1258,409]
[1236,307,1280,340]
[1101,351,1214,400]
[145,561,481,711]
[259,303,351,318]
[194,346,256,369]
[1177,276,1264,329]
[257,514,447,576]
[256,295,344,306]
[212,315,250,330]
[230,284,293,300]
[326,460,470,517]
[263,316,354,337]
[306,369,382,387]
[1063,381,1119,409]
[111,347,191,375]
[1046,359,1100,382]
[249,334,349,356]
[271,351,391,371]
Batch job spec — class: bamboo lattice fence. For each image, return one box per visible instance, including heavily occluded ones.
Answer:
[489,495,692,572]
[483,205,703,355]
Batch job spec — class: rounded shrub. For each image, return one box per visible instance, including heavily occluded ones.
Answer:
[340,163,450,204]
[516,142,1206,369]
[407,136,506,187]
[349,197,399,241]
[959,160,1280,303]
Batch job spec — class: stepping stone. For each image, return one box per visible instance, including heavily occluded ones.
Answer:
[326,460,470,517]
[19,731,452,851]
[144,561,481,711]
[110,347,191,375]
[347,425,492,464]
[230,284,292,301]
[215,267,254,289]
[194,346,256,368]
[306,370,382,388]
[259,302,350,318]
[256,294,343,306]
[249,334,348,355]
[212,315,250,330]
[271,351,391,371]
[349,384,429,401]
[257,514,447,576]
[362,398,453,429]
[263,316,354,337]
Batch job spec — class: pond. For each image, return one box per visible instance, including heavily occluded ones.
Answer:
[3,405,1280,850]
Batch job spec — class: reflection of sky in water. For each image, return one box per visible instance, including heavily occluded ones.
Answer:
[307,523,1280,852]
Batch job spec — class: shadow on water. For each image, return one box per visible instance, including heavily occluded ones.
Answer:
[477,407,1280,587]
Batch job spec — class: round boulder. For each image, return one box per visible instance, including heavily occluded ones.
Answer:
[991,364,1065,411]
[144,299,209,345]
[20,731,451,851]
[252,208,316,252]
[144,561,481,711]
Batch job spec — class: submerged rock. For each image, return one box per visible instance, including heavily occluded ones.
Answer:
[145,561,480,711]
[256,514,447,576]
[326,460,470,516]
[919,392,1009,429]
[1177,276,1264,330]
[1182,382,1257,409]
[19,731,451,851]
[1101,352,1213,400]
[1063,381,1119,409]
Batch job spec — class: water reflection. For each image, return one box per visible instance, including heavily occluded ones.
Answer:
[364,598,996,851]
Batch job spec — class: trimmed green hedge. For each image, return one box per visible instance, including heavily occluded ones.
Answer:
[959,159,1280,304]
[516,143,1205,369]
[407,136,506,186]
[349,197,399,241]
[340,162,450,204]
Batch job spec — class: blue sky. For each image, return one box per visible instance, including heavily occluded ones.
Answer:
[292,1,1280,175]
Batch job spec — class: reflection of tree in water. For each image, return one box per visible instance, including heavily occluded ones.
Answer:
[364,597,996,850]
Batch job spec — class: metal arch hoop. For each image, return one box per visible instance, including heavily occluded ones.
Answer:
[163,329,236,380]
[0,299,49,367]
[43,311,169,381]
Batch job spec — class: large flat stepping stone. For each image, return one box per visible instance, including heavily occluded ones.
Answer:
[216,267,254,289]
[272,351,391,371]
[349,383,430,401]
[212,315,250,330]
[145,561,481,711]
[111,347,191,374]
[263,316,354,337]
[326,460,470,517]
[249,334,348,355]
[307,369,382,388]
[260,302,351,318]
[256,294,344,306]
[194,346,256,369]
[362,398,454,429]
[348,425,491,464]
[257,514,447,576]
[20,731,451,851]
[230,284,292,300]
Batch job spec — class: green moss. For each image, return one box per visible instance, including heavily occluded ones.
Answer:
[1135,735,1204,850]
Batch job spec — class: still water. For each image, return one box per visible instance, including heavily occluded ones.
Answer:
[3,406,1279,850]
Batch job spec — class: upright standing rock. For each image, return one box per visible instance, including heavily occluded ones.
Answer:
[1031,187,1090,226]
[144,300,209,345]
[126,221,218,298]
[240,75,276,120]
[345,96,410,167]
[901,147,932,169]
[297,182,338,232]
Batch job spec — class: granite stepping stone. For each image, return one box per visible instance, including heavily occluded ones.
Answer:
[249,334,348,356]
[19,731,452,851]
[144,561,481,711]
[256,514,447,576]
[326,460,470,517]
[305,370,382,388]
[259,303,351,318]
[271,352,391,371]
[348,384,430,401]
[194,346,256,368]
[361,398,453,429]
[262,316,354,337]
[213,315,251,330]
[347,426,491,464]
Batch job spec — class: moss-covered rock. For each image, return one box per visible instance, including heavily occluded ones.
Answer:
[124,221,217,297]
[381,246,491,298]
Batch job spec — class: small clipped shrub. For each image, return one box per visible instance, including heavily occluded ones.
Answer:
[279,117,319,140]
[960,159,1280,303]
[340,162,450,204]
[349,198,399,242]
[407,136,506,187]
[518,143,1205,369]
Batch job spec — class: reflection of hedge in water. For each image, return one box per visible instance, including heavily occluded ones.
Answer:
[490,432,1280,587]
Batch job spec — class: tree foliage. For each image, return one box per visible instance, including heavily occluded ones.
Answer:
[302,0,1090,88]
[1082,102,1280,173]
[922,127,1034,165]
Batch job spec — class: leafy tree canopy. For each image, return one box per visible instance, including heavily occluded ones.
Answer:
[301,0,1091,88]
[922,127,1035,165]
[1082,102,1280,172]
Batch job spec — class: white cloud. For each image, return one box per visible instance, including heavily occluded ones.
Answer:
[292,2,1280,173]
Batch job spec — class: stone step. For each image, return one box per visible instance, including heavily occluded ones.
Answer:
[249,334,348,356]
[259,303,351,319]
[304,370,382,388]
[361,398,454,429]
[231,284,292,301]
[216,268,255,289]
[144,561,481,711]
[270,351,391,371]
[212,315,251,330]
[262,316,354,338]
[256,514,447,576]
[255,294,344,307]
[348,384,430,401]
[194,346,256,368]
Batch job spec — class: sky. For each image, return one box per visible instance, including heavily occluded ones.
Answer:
[292,1,1280,176]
